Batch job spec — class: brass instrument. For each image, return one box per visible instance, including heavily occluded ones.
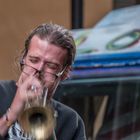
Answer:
[18,86,57,140]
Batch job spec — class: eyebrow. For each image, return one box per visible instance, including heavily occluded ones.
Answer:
[28,55,41,60]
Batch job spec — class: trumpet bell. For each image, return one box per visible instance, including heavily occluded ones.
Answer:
[18,105,56,140]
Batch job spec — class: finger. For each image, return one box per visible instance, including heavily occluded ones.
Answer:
[16,74,42,103]
[17,70,37,87]
[27,78,43,101]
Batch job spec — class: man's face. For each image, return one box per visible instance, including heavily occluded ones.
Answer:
[19,35,68,99]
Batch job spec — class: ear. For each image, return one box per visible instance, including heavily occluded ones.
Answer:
[20,58,25,64]
[20,58,25,70]
[61,66,72,81]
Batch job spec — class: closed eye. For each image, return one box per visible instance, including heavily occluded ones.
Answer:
[28,56,41,64]
[46,62,59,70]
[29,58,39,64]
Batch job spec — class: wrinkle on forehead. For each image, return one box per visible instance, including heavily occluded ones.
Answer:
[27,35,68,66]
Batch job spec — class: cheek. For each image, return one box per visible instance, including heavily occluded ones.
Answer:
[44,79,60,96]
[44,82,55,98]
[43,79,54,90]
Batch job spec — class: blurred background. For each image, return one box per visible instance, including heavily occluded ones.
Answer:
[0,0,112,79]
[1,0,140,140]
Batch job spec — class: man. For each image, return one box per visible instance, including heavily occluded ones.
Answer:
[0,23,86,140]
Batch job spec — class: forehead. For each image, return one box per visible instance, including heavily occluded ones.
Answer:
[27,35,68,65]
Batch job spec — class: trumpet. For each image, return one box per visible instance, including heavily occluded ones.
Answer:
[18,86,57,140]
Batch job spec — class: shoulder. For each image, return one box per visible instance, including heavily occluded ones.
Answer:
[0,80,16,88]
[52,99,80,120]
[0,80,16,98]
[52,99,86,140]
[0,80,16,116]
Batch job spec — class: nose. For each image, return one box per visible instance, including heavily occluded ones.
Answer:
[34,62,44,76]
[38,62,44,71]
[36,62,48,80]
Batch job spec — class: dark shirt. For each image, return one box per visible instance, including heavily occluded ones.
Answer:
[0,80,86,140]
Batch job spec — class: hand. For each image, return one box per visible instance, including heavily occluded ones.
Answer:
[10,74,43,121]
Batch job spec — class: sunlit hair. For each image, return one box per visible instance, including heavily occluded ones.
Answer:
[20,23,76,67]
